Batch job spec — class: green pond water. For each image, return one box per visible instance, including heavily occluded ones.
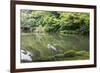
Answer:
[21,33,89,62]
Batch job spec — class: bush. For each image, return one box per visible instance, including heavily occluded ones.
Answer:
[64,50,77,57]
[76,51,89,57]
[54,54,64,58]
[60,30,78,34]
[32,50,89,62]
[54,54,64,61]
[32,56,55,62]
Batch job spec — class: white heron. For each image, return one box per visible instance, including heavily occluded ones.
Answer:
[21,49,33,62]
[48,44,57,55]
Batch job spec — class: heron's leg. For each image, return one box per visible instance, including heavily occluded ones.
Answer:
[62,51,64,60]
[51,51,55,61]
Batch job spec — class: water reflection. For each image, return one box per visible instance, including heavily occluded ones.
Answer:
[21,33,89,62]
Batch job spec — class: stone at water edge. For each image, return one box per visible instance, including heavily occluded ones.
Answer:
[21,49,33,62]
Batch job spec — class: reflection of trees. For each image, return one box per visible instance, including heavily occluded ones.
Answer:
[21,33,89,59]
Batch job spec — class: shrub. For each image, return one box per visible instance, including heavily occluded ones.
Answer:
[54,54,64,58]
[32,56,55,62]
[32,50,89,62]
[64,50,77,57]
[60,30,78,34]
[76,51,89,57]
[54,54,64,61]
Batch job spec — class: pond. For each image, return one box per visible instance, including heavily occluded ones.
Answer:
[21,33,89,62]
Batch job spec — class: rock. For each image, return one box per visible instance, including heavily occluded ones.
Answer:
[21,49,33,62]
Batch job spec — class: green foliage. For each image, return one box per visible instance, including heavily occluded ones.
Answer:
[64,50,77,57]
[31,50,89,62]
[20,10,90,62]
[21,10,90,35]
[32,56,55,62]
[76,51,89,57]
[54,54,64,58]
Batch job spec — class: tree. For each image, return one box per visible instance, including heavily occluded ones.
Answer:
[20,10,90,35]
